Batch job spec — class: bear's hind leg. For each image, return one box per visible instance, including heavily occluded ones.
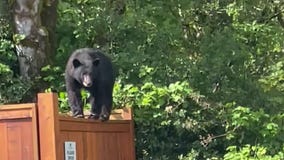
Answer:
[100,104,111,121]
[98,84,114,121]
[99,90,113,121]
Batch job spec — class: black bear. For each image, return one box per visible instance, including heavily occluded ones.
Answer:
[65,48,115,121]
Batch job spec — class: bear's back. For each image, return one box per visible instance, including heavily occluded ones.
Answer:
[71,48,110,62]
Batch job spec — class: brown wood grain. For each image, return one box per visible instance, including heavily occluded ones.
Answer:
[20,121,34,160]
[7,122,22,160]
[37,93,60,160]
[0,123,8,160]
[32,102,39,160]
[0,93,136,160]
[0,103,35,120]
[0,103,37,160]
[57,120,135,159]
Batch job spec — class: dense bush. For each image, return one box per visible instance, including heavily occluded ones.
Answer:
[113,79,284,159]
[45,0,284,159]
[0,18,31,103]
[2,0,284,159]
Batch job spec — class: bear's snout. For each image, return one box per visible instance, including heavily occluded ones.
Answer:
[82,74,92,87]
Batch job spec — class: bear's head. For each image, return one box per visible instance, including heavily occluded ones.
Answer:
[72,58,100,87]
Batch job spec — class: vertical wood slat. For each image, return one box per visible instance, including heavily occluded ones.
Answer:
[21,121,33,160]
[68,132,84,159]
[37,93,60,160]
[0,123,8,160]
[58,132,69,159]
[32,103,39,160]
[7,122,22,160]
[0,103,38,160]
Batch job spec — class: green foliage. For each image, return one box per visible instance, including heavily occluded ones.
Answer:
[2,0,284,159]
[224,145,284,160]
[57,91,69,113]
[114,80,198,159]
[113,78,284,159]
[50,90,91,113]
[223,103,284,155]
[50,0,284,159]
[0,18,31,103]
[260,61,284,92]
[41,65,65,91]
[0,19,16,67]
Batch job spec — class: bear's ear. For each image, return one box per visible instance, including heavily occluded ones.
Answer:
[73,59,82,68]
[93,58,100,66]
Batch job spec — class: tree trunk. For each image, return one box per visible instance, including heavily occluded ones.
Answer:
[41,0,58,60]
[12,0,58,79]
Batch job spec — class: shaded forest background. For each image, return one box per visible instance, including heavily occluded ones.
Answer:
[1,0,284,159]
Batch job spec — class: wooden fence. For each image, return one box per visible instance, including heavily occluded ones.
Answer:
[0,93,135,160]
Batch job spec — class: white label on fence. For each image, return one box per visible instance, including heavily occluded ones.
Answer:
[64,141,76,160]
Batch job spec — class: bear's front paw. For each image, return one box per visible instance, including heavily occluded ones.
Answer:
[88,113,100,120]
[73,114,84,118]
[99,114,110,122]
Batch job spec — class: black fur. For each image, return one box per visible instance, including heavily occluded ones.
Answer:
[65,48,115,121]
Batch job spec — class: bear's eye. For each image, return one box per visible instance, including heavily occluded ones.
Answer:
[73,59,82,68]
[93,58,100,66]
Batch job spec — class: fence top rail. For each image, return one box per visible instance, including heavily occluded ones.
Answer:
[0,103,36,110]
[59,107,133,122]
[58,115,132,124]
[0,93,134,122]
[0,103,36,120]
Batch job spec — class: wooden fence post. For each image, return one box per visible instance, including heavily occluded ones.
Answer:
[37,93,60,160]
